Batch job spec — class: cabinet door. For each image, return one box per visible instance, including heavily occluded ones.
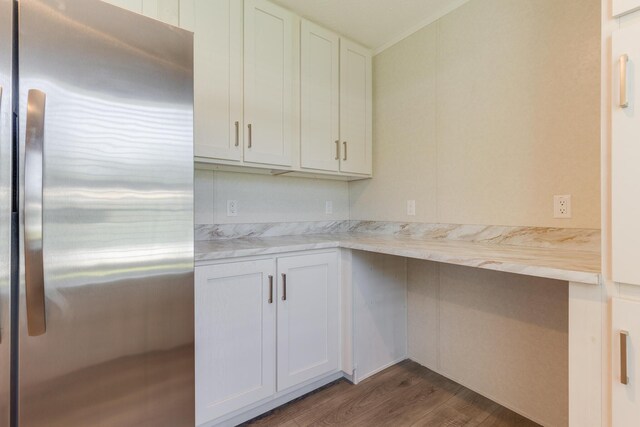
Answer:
[102,0,179,25]
[143,0,180,26]
[613,298,640,427]
[181,0,243,162]
[101,0,143,13]
[339,39,372,175]
[612,26,640,286]
[244,0,293,166]
[300,20,340,172]
[613,0,640,17]
[195,260,276,425]
[277,252,339,391]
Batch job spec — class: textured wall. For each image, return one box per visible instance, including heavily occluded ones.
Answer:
[350,0,601,228]
[195,170,350,224]
[407,260,568,426]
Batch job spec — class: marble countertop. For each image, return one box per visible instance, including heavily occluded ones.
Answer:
[195,232,601,284]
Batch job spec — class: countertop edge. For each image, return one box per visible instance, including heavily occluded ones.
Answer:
[195,239,601,285]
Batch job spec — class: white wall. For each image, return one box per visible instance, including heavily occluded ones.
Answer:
[195,170,350,224]
[350,0,601,229]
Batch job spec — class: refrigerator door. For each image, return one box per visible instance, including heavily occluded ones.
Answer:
[0,0,13,426]
[18,1,194,426]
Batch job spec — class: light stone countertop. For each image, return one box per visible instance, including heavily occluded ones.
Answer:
[195,232,601,284]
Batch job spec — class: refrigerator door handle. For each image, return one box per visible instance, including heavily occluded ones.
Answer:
[24,89,47,336]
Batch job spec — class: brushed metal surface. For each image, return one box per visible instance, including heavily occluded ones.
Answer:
[0,0,13,424]
[621,330,629,385]
[23,89,46,337]
[281,273,287,301]
[18,1,194,426]
[620,54,629,109]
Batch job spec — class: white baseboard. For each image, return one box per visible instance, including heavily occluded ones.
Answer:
[354,357,408,384]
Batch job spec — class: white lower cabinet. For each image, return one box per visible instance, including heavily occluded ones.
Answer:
[613,297,640,427]
[195,259,277,425]
[195,251,340,426]
[277,252,339,390]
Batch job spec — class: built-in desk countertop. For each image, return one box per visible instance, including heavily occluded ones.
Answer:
[195,232,601,285]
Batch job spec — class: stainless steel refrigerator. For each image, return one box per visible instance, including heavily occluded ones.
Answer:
[0,0,195,425]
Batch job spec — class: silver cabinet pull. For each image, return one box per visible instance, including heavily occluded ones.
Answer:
[235,121,239,147]
[268,275,273,304]
[621,54,629,109]
[281,273,287,301]
[343,141,347,161]
[621,330,629,385]
[24,89,47,337]
[247,123,252,148]
[335,140,340,160]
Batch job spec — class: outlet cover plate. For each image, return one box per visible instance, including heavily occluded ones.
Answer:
[407,200,416,216]
[554,195,571,219]
[325,201,333,215]
[227,200,238,217]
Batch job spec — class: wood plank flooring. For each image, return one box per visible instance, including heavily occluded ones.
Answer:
[243,360,541,427]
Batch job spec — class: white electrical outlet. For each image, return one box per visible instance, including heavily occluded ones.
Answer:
[554,195,572,219]
[227,200,238,217]
[407,200,416,216]
[325,201,333,215]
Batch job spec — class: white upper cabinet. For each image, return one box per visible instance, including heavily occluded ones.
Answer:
[300,20,340,172]
[181,0,243,162]
[102,0,179,25]
[613,0,640,17]
[107,0,373,178]
[340,39,372,175]
[299,21,372,176]
[276,252,340,391]
[195,259,277,425]
[612,25,640,286]
[102,0,143,13]
[143,0,180,25]
[243,0,294,167]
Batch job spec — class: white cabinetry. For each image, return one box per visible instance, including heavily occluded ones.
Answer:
[143,0,180,25]
[339,39,372,175]
[277,252,339,390]
[180,0,243,162]
[101,0,143,13]
[194,259,276,425]
[195,251,340,425]
[102,0,179,25]
[612,24,640,286]
[613,0,640,17]
[613,297,640,427]
[243,0,294,166]
[300,21,372,175]
[300,20,340,172]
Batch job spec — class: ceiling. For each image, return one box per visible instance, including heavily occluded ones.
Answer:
[272,0,469,54]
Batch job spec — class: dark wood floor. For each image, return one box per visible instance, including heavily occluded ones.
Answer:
[244,360,541,427]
